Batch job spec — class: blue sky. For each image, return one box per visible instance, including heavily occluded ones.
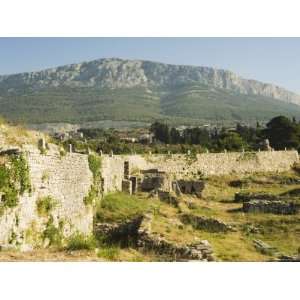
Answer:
[0,37,299,93]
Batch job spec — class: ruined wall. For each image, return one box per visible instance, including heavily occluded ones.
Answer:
[101,155,125,193]
[0,146,93,250]
[1,148,297,250]
[101,151,299,193]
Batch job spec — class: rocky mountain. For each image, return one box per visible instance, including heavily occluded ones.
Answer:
[0,57,300,125]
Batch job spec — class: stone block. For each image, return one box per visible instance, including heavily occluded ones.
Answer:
[122,179,132,195]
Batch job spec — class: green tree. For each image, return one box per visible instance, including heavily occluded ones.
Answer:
[170,127,181,144]
[263,116,300,150]
[217,132,246,151]
[150,122,170,143]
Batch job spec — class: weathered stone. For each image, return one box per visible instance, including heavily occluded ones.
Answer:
[122,179,132,195]
[0,147,93,250]
[140,169,169,192]
[130,176,138,194]
[172,181,182,196]
[243,200,300,215]
[157,190,179,207]
[38,138,46,151]
[234,191,279,202]
[253,239,277,255]
[176,180,205,197]
[99,151,299,194]
[124,161,129,179]
[276,254,300,262]
[94,216,143,245]
[180,214,234,232]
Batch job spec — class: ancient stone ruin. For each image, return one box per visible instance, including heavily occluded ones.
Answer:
[234,191,279,202]
[140,169,170,192]
[137,214,215,261]
[176,180,205,197]
[0,144,299,252]
[242,200,300,215]
[180,213,234,233]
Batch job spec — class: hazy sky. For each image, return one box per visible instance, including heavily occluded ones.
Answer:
[0,37,299,93]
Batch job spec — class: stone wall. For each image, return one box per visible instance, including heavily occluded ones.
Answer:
[0,146,93,250]
[100,151,299,194]
[1,148,297,250]
[243,200,300,215]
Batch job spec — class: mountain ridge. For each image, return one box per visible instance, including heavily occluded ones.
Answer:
[0,57,299,105]
[1,57,300,126]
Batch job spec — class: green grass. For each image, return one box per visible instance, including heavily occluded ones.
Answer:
[42,217,63,247]
[66,233,97,251]
[96,192,151,223]
[97,246,120,261]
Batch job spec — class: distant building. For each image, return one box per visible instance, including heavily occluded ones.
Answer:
[53,132,70,141]
[120,137,137,143]
[52,130,83,141]
[139,133,154,144]
[69,131,84,139]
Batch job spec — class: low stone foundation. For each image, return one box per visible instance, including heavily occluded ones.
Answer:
[243,200,300,215]
[94,216,143,245]
[180,214,234,232]
[234,192,279,202]
[137,214,215,261]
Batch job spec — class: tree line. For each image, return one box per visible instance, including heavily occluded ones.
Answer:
[150,115,300,152]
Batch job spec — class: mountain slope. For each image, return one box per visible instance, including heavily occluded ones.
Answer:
[0,58,300,125]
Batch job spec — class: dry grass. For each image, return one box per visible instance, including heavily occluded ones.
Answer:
[0,120,46,148]
[148,170,300,261]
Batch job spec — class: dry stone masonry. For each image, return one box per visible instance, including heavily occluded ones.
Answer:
[0,145,94,250]
[180,214,234,233]
[100,151,299,194]
[243,200,300,215]
[0,147,298,251]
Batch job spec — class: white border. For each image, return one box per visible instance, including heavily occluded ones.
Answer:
[1,0,300,36]
[0,262,299,300]
[0,1,300,299]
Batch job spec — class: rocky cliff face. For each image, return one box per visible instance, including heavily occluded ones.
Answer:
[1,58,299,105]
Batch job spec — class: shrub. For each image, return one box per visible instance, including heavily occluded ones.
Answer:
[88,154,102,179]
[83,186,98,206]
[36,196,57,217]
[0,154,31,211]
[42,217,63,247]
[0,165,10,189]
[10,154,31,194]
[1,187,18,208]
[66,233,97,251]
